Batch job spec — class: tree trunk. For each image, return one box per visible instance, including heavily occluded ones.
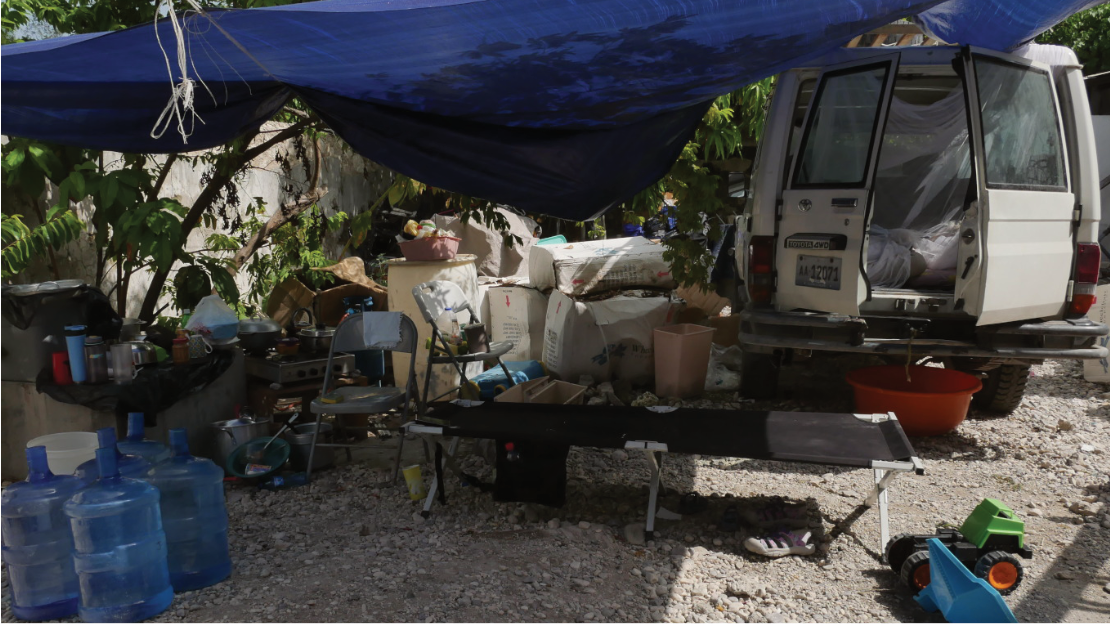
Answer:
[137,118,318,322]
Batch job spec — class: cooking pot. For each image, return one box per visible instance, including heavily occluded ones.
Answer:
[126,341,159,366]
[238,314,283,354]
[299,323,335,355]
[211,414,273,472]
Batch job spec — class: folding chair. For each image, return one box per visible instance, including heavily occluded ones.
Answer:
[410,280,516,407]
[305,312,420,482]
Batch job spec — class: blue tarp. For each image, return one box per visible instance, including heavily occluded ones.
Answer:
[0,0,1099,219]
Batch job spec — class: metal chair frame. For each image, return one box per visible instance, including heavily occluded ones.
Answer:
[305,312,421,482]
[410,280,517,408]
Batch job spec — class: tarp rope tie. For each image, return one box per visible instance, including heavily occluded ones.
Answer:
[152,0,209,143]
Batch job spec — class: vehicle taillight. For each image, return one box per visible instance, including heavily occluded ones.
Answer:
[748,236,775,304]
[1069,243,1100,316]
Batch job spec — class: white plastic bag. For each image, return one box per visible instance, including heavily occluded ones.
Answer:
[705,344,744,391]
[185,295,239,339]
[915,222,960,271]
[867,225,913,288]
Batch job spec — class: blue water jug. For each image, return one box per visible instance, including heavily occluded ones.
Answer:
[143,428,231,591]
[1,446,85,621]
[73,427,152,485]
[117,412,171,465]
[64,448,173,623]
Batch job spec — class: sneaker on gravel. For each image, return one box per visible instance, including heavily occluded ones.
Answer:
[741,501,810,529]
[743,530,816,558]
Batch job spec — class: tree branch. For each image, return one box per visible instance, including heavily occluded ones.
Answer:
[231,187,327,272]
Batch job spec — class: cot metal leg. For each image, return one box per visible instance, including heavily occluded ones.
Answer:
[644,450,662,541]
[866,468,897,553]
[421,436,459,518]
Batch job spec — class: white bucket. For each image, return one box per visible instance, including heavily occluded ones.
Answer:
[26,432,99,475]
[387,254,481,400]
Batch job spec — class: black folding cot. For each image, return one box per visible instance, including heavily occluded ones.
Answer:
[405,401,925,549]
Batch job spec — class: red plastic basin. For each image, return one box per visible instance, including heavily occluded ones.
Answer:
[845,365,982,437]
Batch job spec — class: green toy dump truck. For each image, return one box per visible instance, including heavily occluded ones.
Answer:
[885,499,1034,595]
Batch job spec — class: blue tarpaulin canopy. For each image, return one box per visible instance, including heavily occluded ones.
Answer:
[0,0,1100,219]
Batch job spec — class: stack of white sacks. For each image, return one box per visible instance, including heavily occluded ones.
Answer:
[526,237,681,386]
[448,214,683,386]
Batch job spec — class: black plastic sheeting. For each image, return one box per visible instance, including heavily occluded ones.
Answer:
[2,284,121,338]
[36,350,235,423]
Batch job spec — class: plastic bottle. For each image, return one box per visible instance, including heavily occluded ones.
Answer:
[117,412,171,465]
[436,307,462,345]
[142,428,231,592]
[1,447,85,621]
[64,448,173,623]
[258,472,309,491]
[73,427,152,485]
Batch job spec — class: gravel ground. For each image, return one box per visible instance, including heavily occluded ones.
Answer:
[3,356,1108,623]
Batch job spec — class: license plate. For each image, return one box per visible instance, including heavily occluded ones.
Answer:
[795,255,842,290]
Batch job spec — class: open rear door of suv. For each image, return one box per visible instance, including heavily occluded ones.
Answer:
[777,53,899,315]
[958,47,1076,326]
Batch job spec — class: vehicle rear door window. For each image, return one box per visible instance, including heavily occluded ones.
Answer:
[974,57,1067,191]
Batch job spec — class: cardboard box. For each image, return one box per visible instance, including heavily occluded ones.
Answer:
[528,236,676,296]
[493,376,586,405]
[542,289,682,385]
[1083,283,1110,383]
[316,283,386,327]
[487,285,548,361]
[265,277,315,330]
[706,315,742,348]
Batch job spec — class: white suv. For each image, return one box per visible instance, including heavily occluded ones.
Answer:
[734,43,1107,412]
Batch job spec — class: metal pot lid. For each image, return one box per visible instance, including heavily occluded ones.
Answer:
[239,315,282,334]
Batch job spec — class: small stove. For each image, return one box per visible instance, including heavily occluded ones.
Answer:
[244,352,356,385]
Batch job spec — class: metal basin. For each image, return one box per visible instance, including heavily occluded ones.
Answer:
[211,416,272,472]
[285,422,334,471]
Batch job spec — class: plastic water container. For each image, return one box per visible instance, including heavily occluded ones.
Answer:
[25,431,98,476]
[143,428,231,591]
[117,412,171,464]
[1,447,85,621]
[73,427,152,485]
[64,448,173,623]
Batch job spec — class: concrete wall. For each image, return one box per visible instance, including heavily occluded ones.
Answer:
[6,124,392,317]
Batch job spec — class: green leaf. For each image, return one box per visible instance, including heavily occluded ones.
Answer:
[103,177,119,207]
[4,148,26,171]
[66,171,86,199]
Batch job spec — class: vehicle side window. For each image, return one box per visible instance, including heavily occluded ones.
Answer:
[974,57,1066,191]
[793,64,890,188]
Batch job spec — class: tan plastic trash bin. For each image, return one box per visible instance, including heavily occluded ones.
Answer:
[654,324,716,398]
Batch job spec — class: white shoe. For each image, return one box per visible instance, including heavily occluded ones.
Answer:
[743,530,816,557]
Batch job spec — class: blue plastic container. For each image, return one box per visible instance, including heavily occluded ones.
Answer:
[64,325,88,383]
[73,427,152,485]
[1,447,85,621]
[117,412,171,465]
[143,429,231,592]
[64,448,173,623]
[463,360,547,399]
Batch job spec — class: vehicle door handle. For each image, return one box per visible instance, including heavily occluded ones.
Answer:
[831,198,858,208]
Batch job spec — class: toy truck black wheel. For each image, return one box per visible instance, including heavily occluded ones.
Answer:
[900,550,932,594]
[974,551,1024,595]
[884,533,918,574]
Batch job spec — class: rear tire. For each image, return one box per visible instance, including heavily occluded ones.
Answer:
[974,551,1024,595]
[900,550,932,594]
[972,364,1031,414]
[739,351,779,399]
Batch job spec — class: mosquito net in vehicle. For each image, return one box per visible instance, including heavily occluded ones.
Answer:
[867,75,970,290]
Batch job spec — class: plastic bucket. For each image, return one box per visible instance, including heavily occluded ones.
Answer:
[654,324,716,398]
[399,237,461,261]
[846,365,983,437]
[25,432,98,475]
[285,423,334,472]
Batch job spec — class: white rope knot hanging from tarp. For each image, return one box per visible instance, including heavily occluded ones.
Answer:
[151,0,211,144]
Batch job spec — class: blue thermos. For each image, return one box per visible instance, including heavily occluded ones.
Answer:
[64,448,173,623]
[64,325,87,383]
[1,446,85,621]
